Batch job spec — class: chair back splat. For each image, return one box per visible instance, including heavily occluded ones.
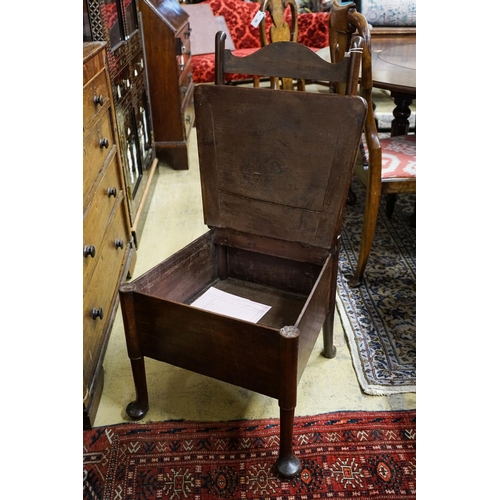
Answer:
[256,0,300,89]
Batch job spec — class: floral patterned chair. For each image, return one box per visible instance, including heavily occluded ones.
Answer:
[191,0,331,84]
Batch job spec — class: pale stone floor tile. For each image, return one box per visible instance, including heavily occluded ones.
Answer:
[94,125,416,428]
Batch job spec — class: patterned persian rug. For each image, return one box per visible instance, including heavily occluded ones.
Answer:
[336,178,416,395]
[83,410,416,499]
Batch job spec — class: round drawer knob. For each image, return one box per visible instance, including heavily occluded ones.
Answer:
[83,245,96,258]
[114,239,124,249]
[107,187,117,198]
[92,307,103,320]
[94,95,104,106]
[99,138,109,149]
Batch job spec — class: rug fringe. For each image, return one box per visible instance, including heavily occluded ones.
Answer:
[336,292,416,396]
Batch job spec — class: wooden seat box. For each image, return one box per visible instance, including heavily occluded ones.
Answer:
[119,85,366,477]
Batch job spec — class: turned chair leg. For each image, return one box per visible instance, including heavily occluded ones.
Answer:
[386,193,397,219]
[349,183,382,287]
[322,311,337,359]
[346,184,357,205]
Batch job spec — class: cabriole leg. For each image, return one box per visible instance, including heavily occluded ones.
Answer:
[276,407,301,478]
[120,284,150,420]
[126,357,149,420]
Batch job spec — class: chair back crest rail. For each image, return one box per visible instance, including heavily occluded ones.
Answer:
[215,30,363,95]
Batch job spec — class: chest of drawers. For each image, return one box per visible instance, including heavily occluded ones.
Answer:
[84,0,158,247]
[83,41,136,429]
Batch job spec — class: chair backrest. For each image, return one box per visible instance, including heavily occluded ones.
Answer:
[259,0,299,46]
[329,0,381,162]
[257,0,300,89]
[194,84,367,253]
[214,30,364,95]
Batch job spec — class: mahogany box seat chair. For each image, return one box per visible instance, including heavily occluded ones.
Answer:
[329,0,416,287]
[119,34,366,478]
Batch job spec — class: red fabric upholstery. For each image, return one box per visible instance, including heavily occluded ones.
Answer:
[191,0,330,83]
[191,48,260,84]
[380,134,416,179]
[297,12,330,48]
[205,0,261,49]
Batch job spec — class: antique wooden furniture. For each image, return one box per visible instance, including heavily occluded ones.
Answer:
[254,0,301,90]
[371,36,416,135]
[119,37,366,477]
[354,0,416,135]
[84,0,158,246]
[138,0,195,170]
[329,0,416,286]
[83,42,136,429]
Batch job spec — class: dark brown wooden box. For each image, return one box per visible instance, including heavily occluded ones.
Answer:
[119,85,366,477]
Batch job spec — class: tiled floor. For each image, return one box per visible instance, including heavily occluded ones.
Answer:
[93,86,416,427]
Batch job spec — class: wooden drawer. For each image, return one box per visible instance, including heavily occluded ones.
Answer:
[83,69,111,133]
[83,113,115,204]
[83,197,130,383]
[83,152,124,288]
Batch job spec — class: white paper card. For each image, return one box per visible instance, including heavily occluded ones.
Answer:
[251,10,266,28]
[191,287,271,323]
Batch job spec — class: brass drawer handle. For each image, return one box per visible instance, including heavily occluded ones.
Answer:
[99,138,109,149]
[115,239,124,249]
[83,245,96,258]
[94,95,104,106]
[107,187,117,198]
[92,307,103,320]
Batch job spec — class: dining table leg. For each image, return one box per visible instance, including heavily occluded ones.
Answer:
[390,91,415,137]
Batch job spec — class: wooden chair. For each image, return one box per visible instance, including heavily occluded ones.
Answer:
[119,35,367,479]
[329,0,416,287]
[253,0,303,90]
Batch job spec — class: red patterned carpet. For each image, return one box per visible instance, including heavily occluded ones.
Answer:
[84,410,416,499]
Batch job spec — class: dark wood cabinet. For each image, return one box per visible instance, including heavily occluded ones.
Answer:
[84,0,158,245]
[83,42,136,429]
[139,0,195,170]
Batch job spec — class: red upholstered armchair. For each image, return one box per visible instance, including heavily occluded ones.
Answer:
[191,0,330,84]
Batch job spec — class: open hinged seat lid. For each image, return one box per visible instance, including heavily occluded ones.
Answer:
[194,85,366,252]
